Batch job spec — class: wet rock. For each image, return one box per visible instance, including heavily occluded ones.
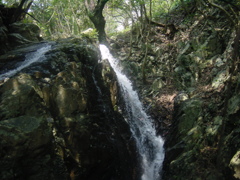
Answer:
[0,116,56,179]
[0,41,50,70]
[50,62,88,117]
[0,16,9,55]
[101,58,119,108]
[0,21,43,55]
[0,37,138,180]
[0,25,9,54]
[0,74,46,119]
[8,33,33,46]
[9,22,41,42]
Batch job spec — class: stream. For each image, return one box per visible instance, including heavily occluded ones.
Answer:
[99,44,165,180]
[0,44,52,81]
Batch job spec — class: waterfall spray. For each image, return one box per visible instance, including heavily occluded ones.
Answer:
[100,44,164,180]
[0,44,51,81]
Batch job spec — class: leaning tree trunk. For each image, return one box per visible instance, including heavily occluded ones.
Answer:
[85,0,109,45]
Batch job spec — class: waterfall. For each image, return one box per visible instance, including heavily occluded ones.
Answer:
[0,44,52,81]
[99,44,165,180]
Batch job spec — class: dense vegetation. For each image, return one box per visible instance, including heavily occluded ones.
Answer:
[1,0,189,38]
[1,0,239,51]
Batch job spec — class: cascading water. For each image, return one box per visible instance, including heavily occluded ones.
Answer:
[99,44,165,180]
[0,44,52,81]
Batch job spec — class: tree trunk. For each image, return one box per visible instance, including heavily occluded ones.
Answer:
[85,0,109,44]
[149,0,152,20]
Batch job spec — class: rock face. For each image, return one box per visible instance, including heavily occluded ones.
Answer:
[0,17,42,55]
[0,37,139,180]
[161,9,240,179]
[110,2,240,180]
[8,22,42,47]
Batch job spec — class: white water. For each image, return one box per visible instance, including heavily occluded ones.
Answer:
[0,44,52,81]
[100,44,165,180]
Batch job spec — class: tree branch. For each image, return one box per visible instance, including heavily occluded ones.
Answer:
[205,0,237,26]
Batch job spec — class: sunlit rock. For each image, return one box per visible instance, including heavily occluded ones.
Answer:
[230,151,240,179]
[0,37,138,180]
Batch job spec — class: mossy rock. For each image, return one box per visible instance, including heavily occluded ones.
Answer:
[0,74,45,119]
[227,95,240,115]
[177,98,202,138]
[0,116,53,179]
[9,22,41,42]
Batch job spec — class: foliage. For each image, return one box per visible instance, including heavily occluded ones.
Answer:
[1,0,188,40]
[3,0,238,41]
[80,28,98,39]
[28,0,93,39]
[150,0,182,20]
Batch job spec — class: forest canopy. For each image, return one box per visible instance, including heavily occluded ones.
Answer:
[1,0,240,40]
[1,0,187,39]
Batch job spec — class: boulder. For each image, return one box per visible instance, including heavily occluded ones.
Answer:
[9,22,41,41]
[0,38,139,180]
[8,22,42,48]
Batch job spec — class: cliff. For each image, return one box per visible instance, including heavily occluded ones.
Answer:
[111,1,240,179]
[0,15,139,179]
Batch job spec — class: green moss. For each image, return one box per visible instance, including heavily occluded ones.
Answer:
[178,99,202,137]
[228,95,240,115]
